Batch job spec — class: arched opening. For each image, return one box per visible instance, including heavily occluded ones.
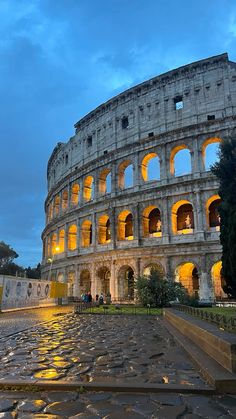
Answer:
[62,190,68,211]
[202,138,221,171]
[71,183,80,206]
[118,160,133,189]
[143,263,165,278]
[80,269,91,294]
[175,262,199,297]
[68,271,75,297]
[98,215,111,244]
[99,169,111,194]
[97,267,110,296]
[84,176,94,201]
[170,145,192,177]
[172,200,194,234]
[211,261,227,299]
[206,195,221,231]
[118,210,133,241]
[81,220,92,247]
[58,229,65,252]
[68,224,77,251]
[51,232,57,255]
[142,206,162,237]
[54,195,60,216]
[141,153,160,181]
[118,266,134,300]
[57,272,64,283]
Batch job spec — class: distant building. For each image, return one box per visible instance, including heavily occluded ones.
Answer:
[41,53,236,302]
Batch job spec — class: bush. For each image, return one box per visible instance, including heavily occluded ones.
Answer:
[135,269,188,307]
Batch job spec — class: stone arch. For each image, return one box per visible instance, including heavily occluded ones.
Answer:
[211,261,227,299]
[71,183,80,206]
[62,190,68,211]
[81,220,92,247]
[54,195,60,216]
[118,210,133,240]
[170,144,192,176]
[84,176,94,201]
[206,195,221,230]
[118,265,135,301]
[172,200,194,234]
[202,137,222,171]
[141,153,160,181]
[175,262,199,297]
[58,229,65,252]
[57,272,65,283]
[118,160,133,189]
[96,266,111,295]
[68,224,77,251]
[99,168,111,194]
[98,214,111,244]
[51,232,57,254]
[80,269,91,294]
[67,271,75,297]
[143,262,165,278]
[142,205,162,237]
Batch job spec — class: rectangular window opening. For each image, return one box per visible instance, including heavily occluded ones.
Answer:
[174,96,183,110]
[148,132,154,137]
[207,115,215,121]
[87,136,92,147]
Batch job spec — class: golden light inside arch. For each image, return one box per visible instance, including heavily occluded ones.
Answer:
[98,214,111,244]
[71,183,80,206]
[211,261,225,298]
[83,176,94,201]
[141,152,158,181]
[99,168,111,194]
[170,144,189,176]
[118,209,133,240]
[81,219,92,247]
[171,199,193,234]
[142,205,162,237]
[205,194,221,230]
[175,262,198,295]
[68,224,77,251]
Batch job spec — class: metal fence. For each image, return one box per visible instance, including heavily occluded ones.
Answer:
[173,304,236,333]
[74,302,160,316]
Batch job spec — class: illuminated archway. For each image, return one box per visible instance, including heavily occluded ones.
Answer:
[51,232,57,255]
[175,262,199,297]
[118,210,133,240]
[68,224,77,251]
[81,220,92,247]
[54,195,60,216]
[99,169,111,194]
[62,190,68,211]
[58,229,65,252]
[118,265,134,300]
[68,271,75,297]
[98,214,111,244]
[202,137,222,171]
[143,263,165,278]
[141,153,160,181]
[118,160,133,189]
[170,145,191,177]
[71,183,80,206]
[97,267,110,295]
[142,206,162,237]
[211,261,227,299]
[47,236,51,257]
[80,269,91,294]
[206,195,221,230]
[172,200,194,234]
[84,176,94,201]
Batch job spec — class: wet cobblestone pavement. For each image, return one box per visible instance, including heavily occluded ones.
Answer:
[0,390,235,418]
[0,314,207,387]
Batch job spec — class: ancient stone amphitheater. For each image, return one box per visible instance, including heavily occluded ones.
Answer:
[41,53,236,302]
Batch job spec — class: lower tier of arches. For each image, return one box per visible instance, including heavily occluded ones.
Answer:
[41,245,225,302]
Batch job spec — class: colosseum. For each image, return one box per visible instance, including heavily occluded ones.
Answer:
[41,52,236,303]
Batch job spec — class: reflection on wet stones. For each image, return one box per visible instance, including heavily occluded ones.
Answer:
[34,369,65,380]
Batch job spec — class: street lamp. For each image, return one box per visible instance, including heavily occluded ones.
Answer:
[48,246,60,281]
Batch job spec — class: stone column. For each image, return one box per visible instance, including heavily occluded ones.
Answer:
[110,208,117,249]
[91,263,96,297]
[198,255,214,303]
[110,260,116,301]
[74,266,80,298]
[132,203,140,243]
[111,162,117,198]
[133,153,140,190]
[160,144,168,182]
[161,197,170,244]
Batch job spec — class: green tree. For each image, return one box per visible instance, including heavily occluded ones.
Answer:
[135,269,188,307]
[0,241,18,268]
[26,263,41,279]
[211,136,236,297]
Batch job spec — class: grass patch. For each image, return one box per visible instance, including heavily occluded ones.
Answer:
[77,304,162,316]
[199,307,236,318]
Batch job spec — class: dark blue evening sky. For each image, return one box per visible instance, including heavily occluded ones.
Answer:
[0,0,236,268]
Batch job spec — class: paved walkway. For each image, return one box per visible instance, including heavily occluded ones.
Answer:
[0,313,207,387]
[0,389,236,418]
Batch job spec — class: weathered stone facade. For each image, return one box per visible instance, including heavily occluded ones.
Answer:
[41,53,236,302]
